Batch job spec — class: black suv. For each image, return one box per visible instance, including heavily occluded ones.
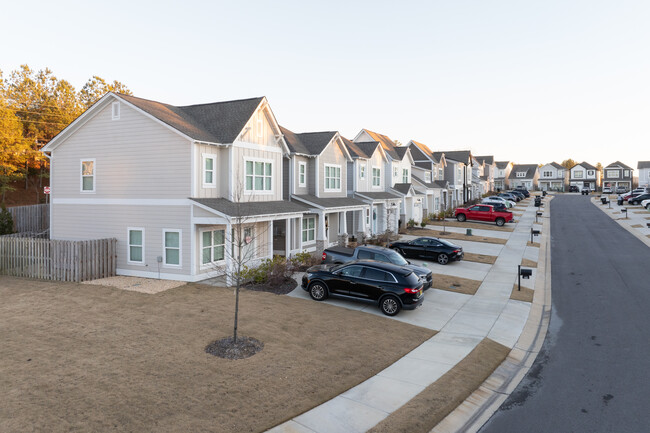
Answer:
[302,260,425,316]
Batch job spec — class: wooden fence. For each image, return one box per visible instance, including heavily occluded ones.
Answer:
[0,237,117,282]
[8,204,50,233]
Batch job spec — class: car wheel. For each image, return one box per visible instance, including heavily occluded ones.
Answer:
[380,296,401,316]
[308,282,328,301]
[437,253,449,265]
[646,204,650,210]
[496,217,505,227]
[457,214,466,222]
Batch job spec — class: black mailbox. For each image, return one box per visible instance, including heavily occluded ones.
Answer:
[601,197,608,204]
[532,229,541,235]
[520,268,533,279]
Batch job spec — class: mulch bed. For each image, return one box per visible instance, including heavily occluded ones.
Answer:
[205,336,264,359]
[245,277,298,295]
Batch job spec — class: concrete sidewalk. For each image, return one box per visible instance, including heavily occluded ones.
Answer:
[271,197,551,433]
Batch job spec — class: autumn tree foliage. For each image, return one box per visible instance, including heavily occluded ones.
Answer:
[0,65,132,202]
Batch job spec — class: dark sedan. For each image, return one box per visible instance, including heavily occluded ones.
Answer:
[388,237,464,265]
[628,193,650,205]
[301,260,425,316]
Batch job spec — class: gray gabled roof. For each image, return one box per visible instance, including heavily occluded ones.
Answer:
[345,139,380,159]
[474,155,494,165]
[442,150,472,164]
[354,191,402,201]
[394,146,409,161]
[292,194,367,210]
[638,161,650,169]
[391,183,414,195]
[575,161,597,170]
[191,198,307,218]
[605,160,632,170]
[118,93,264,144]
[412,174,445,190]
[550,162,564,170]
[280,125,337,156]
[508,164,539,179]
[359,130,399,160]
[495,161,510,169]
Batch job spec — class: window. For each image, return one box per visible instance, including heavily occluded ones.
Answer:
[498,170,504,177]
[298,162,306,187]
[245,160,272,191]
[543,171,553,178]
[435,197,439,211]
[574,170,584,179]
[241,226,254,259]
[402,168,409,183]
[163,230,181,266]
[80,159,95,192]
[366,208,370,225]
[201,229,225,265]
[302,217,315,243]
[324,164,341,191]
[127,228,144,264]
[606,170,618,179]
[111,101,120,120]
[624,170,630,177]
[394,167,398,178]
[340,265,363,278]
[359,165,366,180]
[457,167,462,179]
[587,170,595,177]
[372,168,381,187]
[203,154,216,188]
[424,172,431,183]
[516,172,526,178]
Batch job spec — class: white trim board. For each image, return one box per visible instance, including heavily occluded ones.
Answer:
[52,198,191,206]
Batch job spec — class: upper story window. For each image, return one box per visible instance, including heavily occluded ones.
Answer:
[359,164,366,180]
[111,102,120,120]
[498,169,504,177]
[438,167,443,179]
[372,168,381,187]
[203,154,216,188]
[457,166,462,179]
[623,169,630,177]
[424,172,431,183]
[587,170,595,177]
[80,159,95,193]
[393,167,398,178]
[402,168,409,183]
[516,172,526,178]
[324,164,341,192]
[298,161,306,187]
[543,171,553,178]
[574,170,584,178]
[245,160,272,192]
[606,169,619,179]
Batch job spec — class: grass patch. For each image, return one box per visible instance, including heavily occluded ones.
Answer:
[511,284,534,302]
[0,277,435,433]
[412,229,507,245]
[368,338,510,433]
[527,241,540,247]
[431,274,482,295]
[424,220,513,232]
[521,258,537,268]
[631,224,643,228]
[633,210,649,214]
[463,252,497,264]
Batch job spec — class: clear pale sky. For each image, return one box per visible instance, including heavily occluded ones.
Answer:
[2,0,648,167]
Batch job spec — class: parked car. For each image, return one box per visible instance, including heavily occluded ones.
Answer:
[301,260,425,316]
[628,193,650,205]
[454,204,513,226]
[514,186,531,197]
[481,200,508,212]
[569,185,579,192]
[499,192,520,202]
[388,237,464,265]
[581,186,591,195]
[616,186,628,194]
[642,199,650,210]
[508,190,526,200]
[483,196,515,208]
[622,191,642,202]
[321,245,433,289]
[602,186,613,194]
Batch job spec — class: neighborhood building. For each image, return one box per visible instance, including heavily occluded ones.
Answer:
[508,164,539,190]
[494,161,513,191]
[569,162,600,191]
[603,161,633,191]
[537,162,568,192]
[638,161,650,188]
[439,151,473,207]
[406,140,448,215]
[474,155,496,194]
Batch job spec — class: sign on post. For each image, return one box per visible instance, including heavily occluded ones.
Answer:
[44,186,51,195]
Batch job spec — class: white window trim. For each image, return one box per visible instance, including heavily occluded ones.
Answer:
[394,167,399,178]
[111,101,120,120]
[298,161,306,187]
[202,153,217,188]
[402,168,409,183]
[244,157,274,195]
[324,163,342,192]
[302,217,316,244]
[372,167,381,189]
[424,172,431,183]
[80,158,96,193]
[200,227,226,269]
[516,172,526,178]
[127,227,145,265]
[359,164,366,180]
[162,229,182,268]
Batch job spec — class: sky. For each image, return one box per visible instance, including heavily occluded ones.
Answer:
[1,0,648,167]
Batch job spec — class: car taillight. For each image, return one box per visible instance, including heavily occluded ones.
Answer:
[453,249,461,253]
[404,287,420,294]
[322,252,326,261]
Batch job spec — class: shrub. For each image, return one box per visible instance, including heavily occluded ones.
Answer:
[241,255,294,286]
[407,219,416,229]
[0,203,14,236]
[291,251,321,271]
[420,218,429,228]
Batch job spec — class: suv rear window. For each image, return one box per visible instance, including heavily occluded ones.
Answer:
[403,272,420,286]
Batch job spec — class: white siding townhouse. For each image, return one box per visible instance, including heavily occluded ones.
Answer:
[537,162,568,192]
[570,162,600,191]
[439,151,473,207]
[280,126,368,251]
[474,155,496,194]
[41,92,308,282]
[494,161,513,191]
[509,164,539,190]
[638,161,650,188]
[407,140,448,216]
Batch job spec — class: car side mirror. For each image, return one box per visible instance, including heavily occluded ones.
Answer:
[406,260,411,264]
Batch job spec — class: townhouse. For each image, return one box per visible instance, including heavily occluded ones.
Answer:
[494,161,513,191]
[603,161,633,191]
[509,164,539,190]
[638,161,650,188]
[407,140,449,215]
[537,162,568,192]
[439,151,473,206]
[474,155,496,194]
[570,162,600,191]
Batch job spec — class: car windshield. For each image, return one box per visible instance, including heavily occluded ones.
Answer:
[385,250,408,265]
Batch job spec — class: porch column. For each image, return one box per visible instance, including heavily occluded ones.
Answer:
[285,217,291,258]
[268,221,273,258]
[298,215,303,251]
[316,211,326,252]
[340,211,348,235]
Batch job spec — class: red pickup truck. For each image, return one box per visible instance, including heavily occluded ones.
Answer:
[454,204,513,226]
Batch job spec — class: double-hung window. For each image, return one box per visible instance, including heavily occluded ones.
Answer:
[245,160,272,192]
[359,165,366,180]
[81,159,95,192]
[394,167,399,178]
[203,154,216,188]
[163,229,181,266]
[324,165,341,191]
[372,168,381,187]
[424,172,431,183]
[202,229,225,265]
[127,228,144,264]
[302,217,315,243]
[516,172,526,178]
[402,168,409,183]
[298,162,306,187]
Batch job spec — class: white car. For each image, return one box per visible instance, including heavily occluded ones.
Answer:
[642,199,650,210]
[483,196,515,208]
[602,186,613,194]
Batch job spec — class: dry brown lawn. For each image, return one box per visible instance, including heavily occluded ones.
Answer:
[633,210,649,214]
[521,258,537,268]
[0,277,435,433]
[463,252,497,265]
[511,284,534,302]
[424,220,513,232]
[527,241,540,247]
[631,224,643,228]
[368,338,509,433]
[411,229,507,245]
[431,274,482,295]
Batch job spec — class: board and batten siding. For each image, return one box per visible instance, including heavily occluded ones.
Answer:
[50,102,191,199]
[318,140,349,198]
[51,204,191,276]
[194,144,229,199]
[231,145,283,202]
[292,155,310,195]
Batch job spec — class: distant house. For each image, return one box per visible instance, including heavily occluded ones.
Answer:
[638,161,650,188]
[441,150,473,206]
[475,155,496,193]
[537,162,568,192]
[406,140,448,215]
[569,162,600,191]
[509,164,539,190]
[494,161,513,191]
[603,161,633,191]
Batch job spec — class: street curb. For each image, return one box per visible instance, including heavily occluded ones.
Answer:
[589,197,650,248]
[431,196,553,433]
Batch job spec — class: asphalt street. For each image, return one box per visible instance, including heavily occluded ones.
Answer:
[480,195,650,432]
